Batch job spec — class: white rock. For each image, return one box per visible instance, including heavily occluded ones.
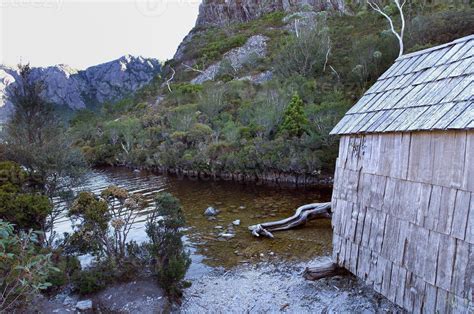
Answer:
[219,233,235,239]
[76,300,93,311]
[232,219,241,226]
[204,207,219,216]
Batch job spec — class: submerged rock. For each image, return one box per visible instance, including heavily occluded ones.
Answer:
[219,233,235,239]
[204,207,219,216]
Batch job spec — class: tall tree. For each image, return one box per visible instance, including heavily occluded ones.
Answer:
[3,64,87,245]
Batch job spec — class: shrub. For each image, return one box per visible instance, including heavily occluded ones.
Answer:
[0,220,58,311]
[67,186,146,263]
[46,253,81,290]
[0,161,52,232]
[146,193,191,302]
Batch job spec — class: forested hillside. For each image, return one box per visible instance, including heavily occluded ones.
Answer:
[70,2,473,184]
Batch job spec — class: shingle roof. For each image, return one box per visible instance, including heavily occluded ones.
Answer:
[331,35,474,135]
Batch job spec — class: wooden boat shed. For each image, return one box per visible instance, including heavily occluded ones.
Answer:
[330,35,473,312]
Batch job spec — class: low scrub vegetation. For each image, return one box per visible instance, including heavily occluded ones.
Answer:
[69,6,473,183]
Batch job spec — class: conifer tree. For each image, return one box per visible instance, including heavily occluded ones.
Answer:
[279,92,308,137]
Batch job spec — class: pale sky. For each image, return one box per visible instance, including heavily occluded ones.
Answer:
[0,0,201,69]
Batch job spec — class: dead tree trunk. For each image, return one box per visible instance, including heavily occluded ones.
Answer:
[248,202,331,238]
[303,261,348,281]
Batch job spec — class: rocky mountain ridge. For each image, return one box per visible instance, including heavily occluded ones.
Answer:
[196,0,347,26]
[0,55,161,121]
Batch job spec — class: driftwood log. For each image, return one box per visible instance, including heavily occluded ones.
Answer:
[303,261,348,281]
[248,202,331,238]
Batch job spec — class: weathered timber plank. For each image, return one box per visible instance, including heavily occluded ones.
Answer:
[396,220,410,266]
[367,251,379,288]
[432,131,467,189]
[424,231,440,285]
[415,183,432,227]
[465,193,474,244]
[435,234,456,291]
[412,275,426,313]
[395,266,407,306]
[381,215,400,261]
[393,133,411,180]
[435,288,448,313]
[462,132,474,192]
[355,246,366,279]
[348,204,358,243]
[435,187,457,235]
[408,132,434,184]
[373,255,387,293]
[354,206,367,246]
[451,240,469,299]
[374,212,387,254]
[361,207,373,249]
[360,173,372,209]
[388,263,400,302]
[413,226,429,276]
[451,190,470,240]
[424,283,438,314]
[369,174,386,210]
[424,185,442,231]
[400,181,421,223]
[368,209,381,252]
[382,177,397,213]
[404,223,417,273]
[377,133,395,177]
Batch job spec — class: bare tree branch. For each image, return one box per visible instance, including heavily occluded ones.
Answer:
[323,38,331,72]
[182,62,205,74]
[368,0,405,57]
[166,66,175,93]
[294,19,300,38]
[329,65,341,83]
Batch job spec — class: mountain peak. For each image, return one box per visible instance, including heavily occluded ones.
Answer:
[196,0,347,26]
[0,55,161,121]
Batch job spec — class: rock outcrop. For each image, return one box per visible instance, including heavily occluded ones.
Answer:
[196,0,347,26]
[0,55,161,121]
[190,35,268,84]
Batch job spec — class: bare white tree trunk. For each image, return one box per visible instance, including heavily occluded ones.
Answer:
[249,203,331,238]
[368,0,406,57]
[166,66,175,92]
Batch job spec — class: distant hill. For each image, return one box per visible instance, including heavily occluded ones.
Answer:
[0,55,161,121]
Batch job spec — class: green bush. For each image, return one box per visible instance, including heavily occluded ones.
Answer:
[146,193,191,302]
[0,161,52,232]
[0,220,58,311]
[47,253,81,290]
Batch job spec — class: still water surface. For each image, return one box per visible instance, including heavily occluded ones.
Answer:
[54,167,333,274]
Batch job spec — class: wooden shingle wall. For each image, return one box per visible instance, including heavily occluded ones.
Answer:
[332,130,473,313]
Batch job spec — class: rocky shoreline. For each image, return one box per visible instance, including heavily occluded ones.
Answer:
[181,258,402,313]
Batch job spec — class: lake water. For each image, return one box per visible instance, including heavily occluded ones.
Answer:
[54,167,333,275]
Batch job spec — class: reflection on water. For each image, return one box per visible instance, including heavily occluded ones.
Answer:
[54,167,333,270]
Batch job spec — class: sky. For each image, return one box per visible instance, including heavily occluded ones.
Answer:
[0,0,201,69]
